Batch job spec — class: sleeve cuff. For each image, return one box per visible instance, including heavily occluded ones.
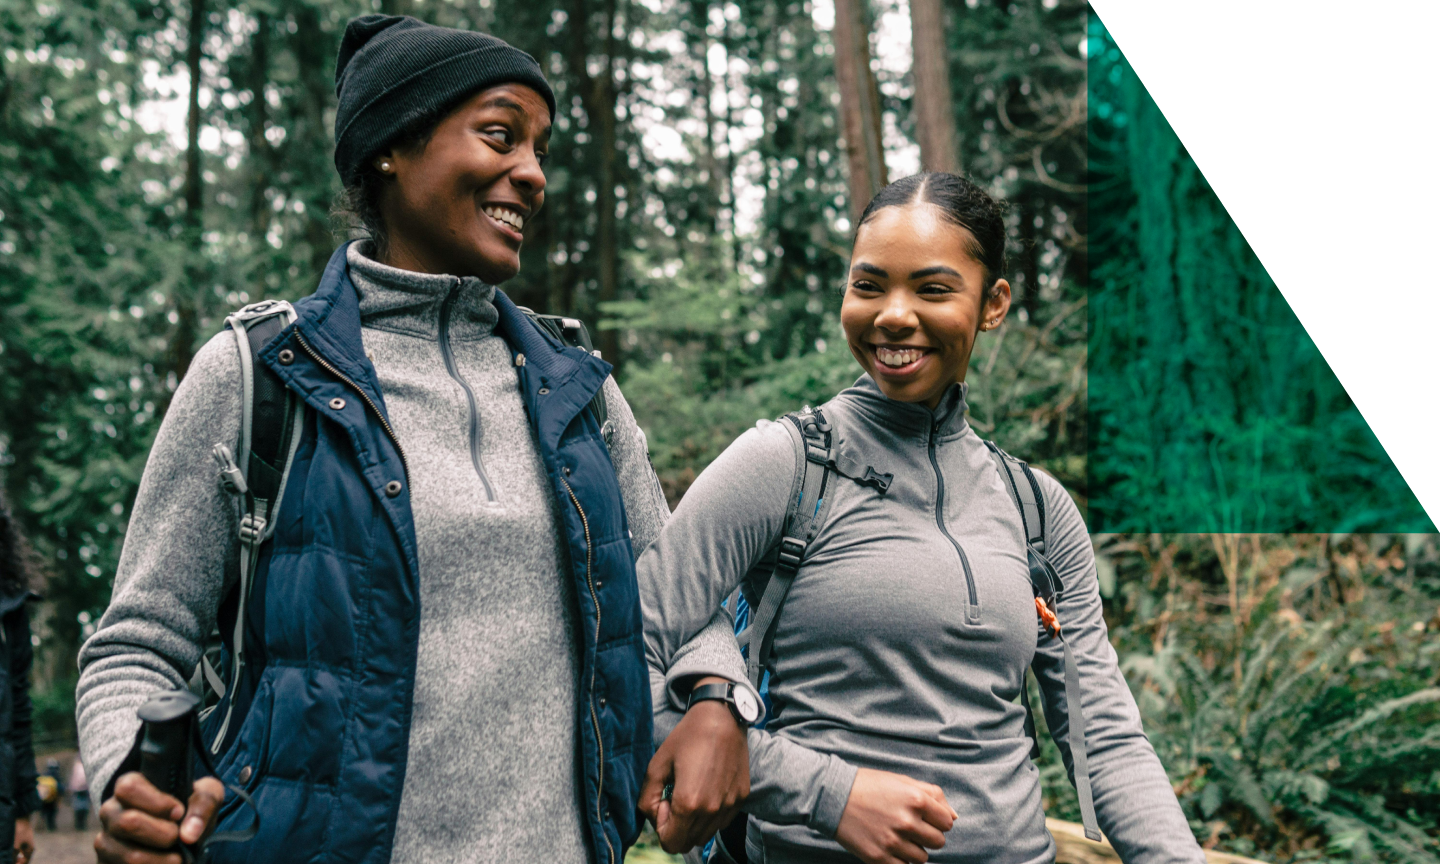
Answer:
[808,755,859,838]
[663,616,765,724]
[664,661,767,727]
[13,786,40,817]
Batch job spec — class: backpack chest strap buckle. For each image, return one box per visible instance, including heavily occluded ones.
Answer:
[776,536,807,573]
[238,513,267,546]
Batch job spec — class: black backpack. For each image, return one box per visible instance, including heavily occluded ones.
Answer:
[704,406,1100,863]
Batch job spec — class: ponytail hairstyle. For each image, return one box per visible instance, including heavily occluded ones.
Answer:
[855,172,1008,300]
[0,485,34,595]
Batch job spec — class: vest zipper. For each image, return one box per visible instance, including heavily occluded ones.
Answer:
[294,330,410,483]
[561,476,615,864]
[928,422,980,619]
[438,281,499,502]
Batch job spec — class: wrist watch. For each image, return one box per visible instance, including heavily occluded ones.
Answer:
[686,681,761,727]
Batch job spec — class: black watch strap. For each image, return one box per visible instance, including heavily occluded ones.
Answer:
[686,681,758,726]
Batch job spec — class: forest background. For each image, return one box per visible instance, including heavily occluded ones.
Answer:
[0,0,1436,859]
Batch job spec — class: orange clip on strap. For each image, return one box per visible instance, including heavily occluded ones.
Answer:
[1035,597,1061,636]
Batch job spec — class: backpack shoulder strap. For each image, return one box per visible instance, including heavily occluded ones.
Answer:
[735,407,837,689]
[983,441,1060,600]
[204,299,302,754]
[516,307,610,439]
[983,440,1100,842]
[983,441,1045,550]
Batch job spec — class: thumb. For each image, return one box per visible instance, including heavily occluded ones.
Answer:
[638,749,675,820]
[923,782,956,819]
[918,786,956,832]
[638,774,666,820]
[655,800,677,848]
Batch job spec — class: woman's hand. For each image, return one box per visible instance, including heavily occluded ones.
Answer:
[835,768,957,864]
[638,678,750,854]
[13,816,33,864]
[95,772,225,864]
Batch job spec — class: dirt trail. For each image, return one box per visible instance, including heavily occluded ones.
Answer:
[29,801,95,864]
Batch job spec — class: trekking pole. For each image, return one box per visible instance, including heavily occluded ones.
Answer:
[136,689,260,863]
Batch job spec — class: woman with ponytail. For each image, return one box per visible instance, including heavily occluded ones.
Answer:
[639,174,1202,864]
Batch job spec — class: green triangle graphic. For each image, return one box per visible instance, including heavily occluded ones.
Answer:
[1085,15,1433,532]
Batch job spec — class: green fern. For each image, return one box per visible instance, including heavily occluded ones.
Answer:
[1043,535,1440,863]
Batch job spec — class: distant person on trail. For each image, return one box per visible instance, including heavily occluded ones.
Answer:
[36,761,58,833]
[34,772,56,833]
[637,173,1206,864]
[76,15,747,864]
[0,486,39,864]
[68,759,89,832]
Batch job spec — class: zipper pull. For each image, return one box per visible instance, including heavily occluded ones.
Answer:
[213,444,248,495]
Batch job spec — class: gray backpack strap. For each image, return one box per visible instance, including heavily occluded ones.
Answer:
[204,299,302,753]
[984,441,1044,551]
[738,408,837,689]
[515,306,610,441]
[985,441,1100,842]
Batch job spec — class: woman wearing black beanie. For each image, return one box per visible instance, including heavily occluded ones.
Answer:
[80,16,753,864]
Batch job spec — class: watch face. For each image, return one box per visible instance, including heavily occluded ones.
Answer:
[733,686,761,723]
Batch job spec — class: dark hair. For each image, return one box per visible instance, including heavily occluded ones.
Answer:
[0,485,35,594]
[333,110,445,258]
[855,172,1007,295]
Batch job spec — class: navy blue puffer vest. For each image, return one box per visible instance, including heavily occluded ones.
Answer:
[203,244,650,864]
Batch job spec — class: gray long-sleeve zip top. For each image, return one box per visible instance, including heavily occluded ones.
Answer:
[639,377,1204,864]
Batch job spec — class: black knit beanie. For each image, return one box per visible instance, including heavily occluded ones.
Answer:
[333,15,557,186]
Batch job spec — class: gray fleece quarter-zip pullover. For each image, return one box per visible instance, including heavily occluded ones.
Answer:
[76,244,750,864]
[639,377,1205,864]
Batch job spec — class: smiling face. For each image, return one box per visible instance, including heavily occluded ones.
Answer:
[841,203,1012,408]
[374,83,551,282]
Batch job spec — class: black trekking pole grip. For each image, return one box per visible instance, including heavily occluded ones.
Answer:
[134,688,261,863]
[138,689,201,802]
[136,689,205,863]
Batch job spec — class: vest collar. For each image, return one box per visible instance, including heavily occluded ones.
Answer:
[290,242,613,449]
[492,290,613,451]
[289,242,387,415]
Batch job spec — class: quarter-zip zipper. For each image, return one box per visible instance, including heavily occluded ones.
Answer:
[437,281,499,502]
[561,476,615,864]
[294,330,409,483]
[928,421,980,620]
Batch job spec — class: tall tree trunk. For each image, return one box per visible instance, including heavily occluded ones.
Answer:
[183,0,204,231]
[292,5,336,279]
[171,0,205,387]
[831,0,886,220]
[909,0,957,173]
[595,0,620,368]
[570,0,623,367]
[694,0,722,232]
[247,12,270,241]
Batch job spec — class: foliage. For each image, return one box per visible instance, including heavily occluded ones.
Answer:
[615,0,1088,502]
[0,0,1090,747]
[0,0,192,719]
[1085,19,1433,532]
[1056,533,1440,862]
